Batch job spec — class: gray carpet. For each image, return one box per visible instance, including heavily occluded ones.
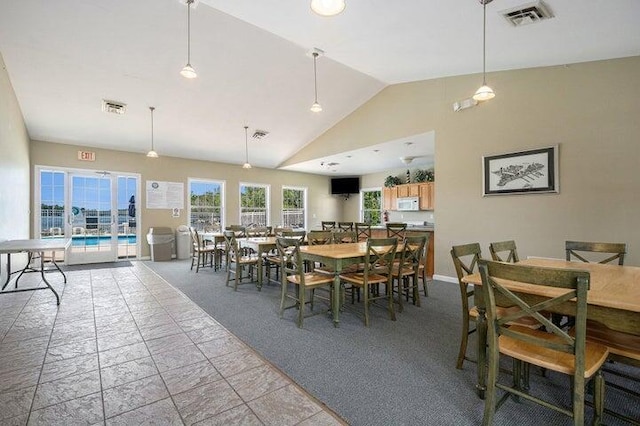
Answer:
[144,259,639,425]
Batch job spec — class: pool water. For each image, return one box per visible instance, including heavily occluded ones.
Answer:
[72,235,137,246]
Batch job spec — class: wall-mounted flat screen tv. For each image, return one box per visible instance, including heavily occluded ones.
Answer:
[331,177,360,195]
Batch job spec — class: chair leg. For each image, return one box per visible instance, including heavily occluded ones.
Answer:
[482,346,499,426]
[456,312,470,369]
[279,279,287,318]
[592,371,605,426]
[297,285,305,328]
[387,281,396,322]
[395,277,404,313]
[363,284,370,327]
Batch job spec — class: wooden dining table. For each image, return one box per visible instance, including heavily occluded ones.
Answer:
[462,257,640,399]
[299,241,403,327]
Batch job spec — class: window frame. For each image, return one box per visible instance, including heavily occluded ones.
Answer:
[239,182,270,226]
[188,178,225,231]
[360,187,383,225]
[281,185,307,230]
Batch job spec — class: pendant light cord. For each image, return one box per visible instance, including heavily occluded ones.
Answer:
[244,126,249,164]
[150,107,155,151]
[187,0,192,64]
[313,52,319,103]
[482,0,487,85]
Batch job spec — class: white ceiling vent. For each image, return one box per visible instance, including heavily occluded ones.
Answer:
[252,130,269,140]
[101,100,127,115]
[501,1,554,26]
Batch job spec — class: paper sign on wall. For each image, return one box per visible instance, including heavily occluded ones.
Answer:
[146,181,184,209]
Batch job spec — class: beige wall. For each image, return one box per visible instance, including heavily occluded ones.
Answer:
[288,56,640,276]
[0,52,30,274]
[30,141,340,257]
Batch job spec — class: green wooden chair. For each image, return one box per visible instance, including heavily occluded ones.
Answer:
[276,237,333,328]
[333,231,357,244]
[386,222,407,240]
[321,221,336,230]
[565,241,626,265]
[265,230,305,283]
[451,243,483,369]
[339,237,398,326]
[188,227,216,273]
[391,234,427,312]
[478,259,608,426]
[223,230,258,291]
[338,221,354,232]
[355,222,371,241]
[489,240,520,263]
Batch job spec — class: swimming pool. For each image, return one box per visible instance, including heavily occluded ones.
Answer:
[71,235,137,246]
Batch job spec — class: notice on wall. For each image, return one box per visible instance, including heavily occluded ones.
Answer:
[146,181,184,209]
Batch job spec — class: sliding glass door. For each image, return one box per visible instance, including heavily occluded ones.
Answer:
[36,167,140,265]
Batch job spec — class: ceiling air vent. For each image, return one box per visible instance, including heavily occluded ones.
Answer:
[501,1,554,26]
[252,130,269,140]
[101,100,127,115]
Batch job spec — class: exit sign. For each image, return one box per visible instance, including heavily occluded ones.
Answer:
[77,151,96,161]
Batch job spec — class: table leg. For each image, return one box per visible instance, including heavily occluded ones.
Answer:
[257,248,263,290]
[14,252,34,288]
[37,251,60,305]
[476,305,487,399]
[1,253,11,290]
[332,259,341,327]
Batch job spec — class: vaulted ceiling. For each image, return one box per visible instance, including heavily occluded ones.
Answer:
[1,0,638,174]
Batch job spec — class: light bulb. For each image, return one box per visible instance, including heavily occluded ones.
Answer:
[311,0,346,16]
[310,102,323,113]
[180,64,197,79]
[473,85,495,101]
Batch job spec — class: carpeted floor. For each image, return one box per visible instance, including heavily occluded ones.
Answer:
[144,259,639,425]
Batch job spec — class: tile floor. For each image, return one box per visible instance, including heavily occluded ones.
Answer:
[0,262,344,425]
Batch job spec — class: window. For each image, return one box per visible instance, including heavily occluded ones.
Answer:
[39,170,66,238]
[282,186,306,229]
[240,183,269,226]
[189,179,224,231]
[361,188,382,225]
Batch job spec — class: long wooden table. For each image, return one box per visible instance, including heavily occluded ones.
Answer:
[300,242,403,327]
[462,258,640,398]
[0,238,71,305]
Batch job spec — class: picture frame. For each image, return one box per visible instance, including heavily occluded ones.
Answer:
[482,145,559,196]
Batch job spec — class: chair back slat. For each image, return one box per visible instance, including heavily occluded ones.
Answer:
[308,230,332,245]
[354,222,371,241]
[321,221,336,230]
[338,222,354,232]
[386,222,407,239]
[226,225,247,238]
[565,240,626,265]
[333,231,356,244]
[478,260,590,360]
[276,237,304,280]
[401,235,427,273]
[489,240,520,263]
[365,238,398,279]
[282,230,306,241]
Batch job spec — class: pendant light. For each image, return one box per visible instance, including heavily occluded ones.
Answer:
[146,107,158,158]
[242,126,252,169]
[310,51,323,113]
[310,0,346,17]
[180,0,197,79]
[473,0,495,101]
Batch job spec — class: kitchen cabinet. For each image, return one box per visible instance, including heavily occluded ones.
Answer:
[418,183,434,210]
[383,182,434,210]
[383,187,397,211]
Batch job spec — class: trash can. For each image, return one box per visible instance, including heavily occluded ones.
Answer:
[175,225,191,260]
[146,227,174,261]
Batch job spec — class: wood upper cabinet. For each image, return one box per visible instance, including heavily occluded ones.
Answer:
[418,183,434,210]
[384,183,434,210]
[383,187,397,211]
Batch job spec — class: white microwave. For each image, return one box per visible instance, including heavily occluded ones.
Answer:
[396,197,419,211]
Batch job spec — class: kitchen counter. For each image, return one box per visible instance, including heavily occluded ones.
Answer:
[371,225,435,232]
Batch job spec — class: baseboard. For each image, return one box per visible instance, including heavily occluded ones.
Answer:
[433,274,457,283]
